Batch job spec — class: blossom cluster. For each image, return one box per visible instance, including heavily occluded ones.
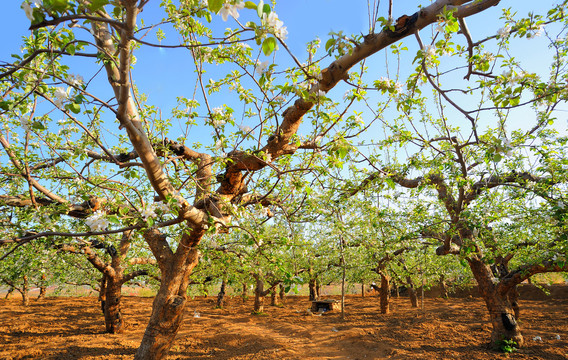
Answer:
[218,1,244,22]
[140,201,170,221]
[85,210,110,232]
[262,12,288,40]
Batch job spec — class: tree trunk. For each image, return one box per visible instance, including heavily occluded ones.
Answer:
[308,277,317,301]
[241,282,248,304]
[407,276,418,308]
[5,287,14,299]
[103,275,125,334]
[315,278,321,299]
[22,276,29,306]
[361,283,365,298]
[439,274,448,299]
[134,228,204,360]
[37,273,47,300]
[99,275,107,314]
[270,289,277,306]
[253,275,264,313]
[216,277,227,308]
[379,273,390,314]
[509,285,520,320]
[469,258,524,348]
[279,283,285,303]
[392,281,399,298]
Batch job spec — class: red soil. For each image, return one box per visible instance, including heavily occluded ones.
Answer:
[1,294,567,359]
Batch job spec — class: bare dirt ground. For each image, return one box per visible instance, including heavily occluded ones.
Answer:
[1,293,567,360]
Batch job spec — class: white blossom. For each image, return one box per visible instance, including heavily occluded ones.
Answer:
[497,25,511,38]
[54,87,69,106]
[255,60,269,75]
[154,201,170,212]
[67,74,84,87]
[423,45,436,58]
[394,82,403,94]
[215,139,223,149]
[218,1,244,22]
[19,117,30,131]
[22,2,33,21]
[557,200,565,209]
[435,22,445,33]
[273,95,285,102]
[263,12,288,40]
[314,72,323,81]
[528,24,544,38]
[85,210,110,232]
[317,90,326,97]
[238,124,253,133]
[199,0,208,7]
[264,153,272,163]
[141,206,157,220]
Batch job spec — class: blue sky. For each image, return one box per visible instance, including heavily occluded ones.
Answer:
[0,1,563,149]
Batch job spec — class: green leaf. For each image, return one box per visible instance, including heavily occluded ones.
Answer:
[0,101,10,111]
[244,1,256,9]
[256,0,264,17]
[66,44,76,56]
[50,0,70,13]
[67,103,81,114]
[262,3,270,14]
[89,0,109,11]
[208,0,223,14]
[262,37,276,56]
[107,215,120,225]
[31,121,46,131]
[325,38,335,52]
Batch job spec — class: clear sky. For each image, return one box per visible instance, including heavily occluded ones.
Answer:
[0,1,563,148]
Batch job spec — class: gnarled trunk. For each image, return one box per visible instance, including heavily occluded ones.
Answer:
[135,228,204,360]
[469,258,524,348]
[103,275,125,334]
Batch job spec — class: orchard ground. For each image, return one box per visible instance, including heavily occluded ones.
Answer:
[1,285,568,360]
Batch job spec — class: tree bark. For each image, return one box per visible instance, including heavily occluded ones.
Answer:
[253,275,264,313]
[407,276,418,308]
[379,272,390,314]
[5,287,14,299]
[270,289,277,306]
[134,227,204,360]
[103,274,125,334]
[22,276,29,306]
[37,274,47,300]
[439,274,449,299]
[241,282,248,304]
[279,283,285,303]
[308,277,317,301]
[361,283,365,298]
[216,277,227,308]
[469,258,524,348]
